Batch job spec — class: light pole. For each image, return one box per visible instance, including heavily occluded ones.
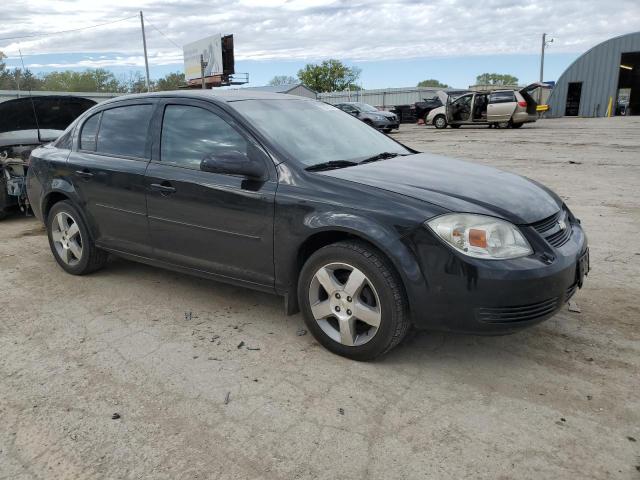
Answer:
[539,33,553,104]
[139,11,151,92]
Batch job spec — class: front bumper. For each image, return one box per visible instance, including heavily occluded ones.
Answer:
[405,222,588,334]
[372,118,399,130]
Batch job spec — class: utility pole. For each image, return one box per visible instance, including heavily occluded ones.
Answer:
[200,54,208,89]
[139,11,151,92]
[539,33,553,104]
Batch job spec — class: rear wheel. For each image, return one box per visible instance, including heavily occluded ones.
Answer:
[46,200,108,275]
[511,122,523,128]
[433,115,447,129]
[497,121,511,129]
[298,240,410,361]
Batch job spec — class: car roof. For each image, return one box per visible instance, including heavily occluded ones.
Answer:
[96,89,306,107]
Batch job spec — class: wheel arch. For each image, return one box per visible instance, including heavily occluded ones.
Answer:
[282,219,424,317]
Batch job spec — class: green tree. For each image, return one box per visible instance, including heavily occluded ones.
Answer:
[156,72,186,91]
[39,69,126,92]
[297,59,361,93]
[417,79,450,88]
[475,73,519,86]
[268,75,297,86]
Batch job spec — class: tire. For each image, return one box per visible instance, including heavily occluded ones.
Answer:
[511,122,523,128]
[433,115,447,129]
[46,200,108,275]
[383,128,392,133]
[298,240,410,361]
[497,121,511,129]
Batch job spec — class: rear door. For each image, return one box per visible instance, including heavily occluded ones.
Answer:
[487,91,517,123]
[144,99,276,288]
[67,101,154,256]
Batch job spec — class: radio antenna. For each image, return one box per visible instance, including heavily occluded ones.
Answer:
[18,49,41,143]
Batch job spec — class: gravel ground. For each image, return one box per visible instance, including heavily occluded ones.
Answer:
[1,117,639,479]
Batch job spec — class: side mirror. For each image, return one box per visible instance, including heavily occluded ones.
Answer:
[200,149,267,181]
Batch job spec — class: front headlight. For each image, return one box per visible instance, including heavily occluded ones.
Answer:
[426,213,533,259]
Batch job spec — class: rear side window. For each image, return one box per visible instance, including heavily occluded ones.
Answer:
[80,113,101,151]
[160,105,247,169]
[489,91,516,104]
[96,105,153,159]
[54,128,74,150]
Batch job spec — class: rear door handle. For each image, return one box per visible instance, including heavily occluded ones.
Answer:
[150,183,176,194]
[75,169,93,179]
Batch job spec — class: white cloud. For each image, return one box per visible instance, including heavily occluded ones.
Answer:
[2,0,639,69]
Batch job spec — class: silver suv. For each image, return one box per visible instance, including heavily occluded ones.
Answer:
[335,102,399,133]
[427,83,548,129]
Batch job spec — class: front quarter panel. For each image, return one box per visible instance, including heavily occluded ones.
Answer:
[273,162,449,312]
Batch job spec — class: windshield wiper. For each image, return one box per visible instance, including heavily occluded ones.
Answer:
[359,152,404,164]
[305,160,359,172]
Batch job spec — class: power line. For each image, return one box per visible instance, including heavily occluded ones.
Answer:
[144,18,182,50]
[0,15,138,43]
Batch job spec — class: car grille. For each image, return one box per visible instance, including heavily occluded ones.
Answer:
[477,297,560,324]
[530,208,572,248]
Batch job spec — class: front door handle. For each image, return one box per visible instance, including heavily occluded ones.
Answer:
[150,183,176,194]
[75,169,93,179]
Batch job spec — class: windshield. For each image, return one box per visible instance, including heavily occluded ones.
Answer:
[231,99,410,167]
[351,102,378,112]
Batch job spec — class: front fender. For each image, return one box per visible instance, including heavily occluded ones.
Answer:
[275,207,429,320]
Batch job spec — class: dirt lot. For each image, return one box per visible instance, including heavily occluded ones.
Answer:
[1,117,639,479]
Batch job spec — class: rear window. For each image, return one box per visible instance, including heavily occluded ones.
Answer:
[489,91,516,104]
[96,105,153,159]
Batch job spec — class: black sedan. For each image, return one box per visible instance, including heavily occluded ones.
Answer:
[26,91,589,360]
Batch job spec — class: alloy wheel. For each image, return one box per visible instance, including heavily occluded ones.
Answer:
[308,262,382,346]
[51,212,83,266]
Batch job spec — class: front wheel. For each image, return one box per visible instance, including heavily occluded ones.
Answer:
[433,115,447,129]
[47,200,108,275]
[298,241,410,361]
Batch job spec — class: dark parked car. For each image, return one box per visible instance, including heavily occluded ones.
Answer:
[27,91,589,360]
[334,102,399,133]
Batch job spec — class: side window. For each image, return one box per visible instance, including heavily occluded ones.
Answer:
[489,91,516,104]
[96,105,153,159]
[160,105,248,169]
[80,113,101,151]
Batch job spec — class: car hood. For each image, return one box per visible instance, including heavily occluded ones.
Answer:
[318,153,561,224]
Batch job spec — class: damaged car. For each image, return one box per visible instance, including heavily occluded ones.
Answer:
[426,83,550,129]
[0,95,96,219]
[27,91,588,360]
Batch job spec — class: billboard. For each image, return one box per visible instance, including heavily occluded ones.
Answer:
[183,34,223,81]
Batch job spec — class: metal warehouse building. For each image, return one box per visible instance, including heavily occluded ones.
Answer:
[547,31,640,117]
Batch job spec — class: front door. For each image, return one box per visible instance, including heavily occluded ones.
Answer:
[145,100,276,288]
[67,102,154,256]
[446,93,473,123]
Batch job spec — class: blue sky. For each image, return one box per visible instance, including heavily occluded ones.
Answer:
[2,0,637,90]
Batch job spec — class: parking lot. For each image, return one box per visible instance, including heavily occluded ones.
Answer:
[1,117,639,479]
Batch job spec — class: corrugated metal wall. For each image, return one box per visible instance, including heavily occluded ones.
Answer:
[546,32,640,117]
[318,87,455,108]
